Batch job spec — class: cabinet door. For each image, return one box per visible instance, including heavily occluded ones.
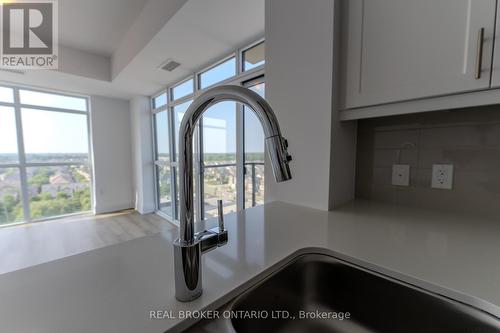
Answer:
[343,0,496,109]
[490,1,500,87]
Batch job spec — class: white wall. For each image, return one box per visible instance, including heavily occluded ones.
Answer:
[265,0,356,210]
[90,95,134,214]
[329,1,357,208]
[130,96,155,214]
[265,0,334,210]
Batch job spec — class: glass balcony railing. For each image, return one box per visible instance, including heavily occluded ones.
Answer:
[244,162,265,208]
[201,161,265,218]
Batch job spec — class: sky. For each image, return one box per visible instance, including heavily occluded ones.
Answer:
[0,106,18,154]
[0,88,89,156]
[22,108,89,154]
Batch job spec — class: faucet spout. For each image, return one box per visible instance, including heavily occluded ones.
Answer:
[174,85,292,301]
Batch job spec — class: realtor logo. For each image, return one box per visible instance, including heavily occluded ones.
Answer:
[1,0,58,69]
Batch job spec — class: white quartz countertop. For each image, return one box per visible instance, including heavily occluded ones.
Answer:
[1,200,500,332]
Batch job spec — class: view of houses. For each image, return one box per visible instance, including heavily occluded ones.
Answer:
[203,161,265,217]
[157,152,265,219]
[1,151,263,225]
[0,154,91,224]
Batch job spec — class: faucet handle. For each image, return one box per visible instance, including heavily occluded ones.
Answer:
[196,199,228,253]
[217,199,228,246]
[217,199,224,231]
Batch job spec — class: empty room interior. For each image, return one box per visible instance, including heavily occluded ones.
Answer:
[1,0,500,332]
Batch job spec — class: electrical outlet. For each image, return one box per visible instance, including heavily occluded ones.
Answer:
[431,164,453,190]
[392,164,410,186]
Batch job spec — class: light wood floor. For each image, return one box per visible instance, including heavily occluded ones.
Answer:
[0,210,175,275]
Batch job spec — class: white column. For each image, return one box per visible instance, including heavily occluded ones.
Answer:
[264,0,356,210]
[130,96,155,214]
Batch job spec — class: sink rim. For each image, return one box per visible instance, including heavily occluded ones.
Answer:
[180,247,500,332]
[291,248,500,319]
[230,252,500,331]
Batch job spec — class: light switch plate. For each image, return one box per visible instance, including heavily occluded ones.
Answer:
[392,164,410,186]
[431,164,453,190]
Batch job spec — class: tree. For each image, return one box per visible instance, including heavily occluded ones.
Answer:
[28,167,54,186]
[56,192,69,199]
[0,194,21,224]
[28,188,91,219]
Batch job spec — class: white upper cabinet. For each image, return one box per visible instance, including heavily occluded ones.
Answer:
[490,2,500,88]
[343,0,497,109]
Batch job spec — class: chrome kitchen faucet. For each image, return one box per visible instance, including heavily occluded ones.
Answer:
[173,85,292,301]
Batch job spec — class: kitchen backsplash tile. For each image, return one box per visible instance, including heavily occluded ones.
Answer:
[356,106,500,217]
[373,129,420,149]
[417,148,500,172]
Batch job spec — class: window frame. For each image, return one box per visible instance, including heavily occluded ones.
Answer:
[170,77,195,102]
[152,92,167,109]
[197,53,237,90]
[151,38,265,225]
[0,83,93,227]
[241,39,266,73]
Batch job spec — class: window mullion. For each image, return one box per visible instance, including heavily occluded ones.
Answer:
[13,88,31,222]
[236,46,243,75]
[236,102,244,211]
[236,47,244,210]
[86,97,95,215]
[151,108,160,213]
[168,106,178,220]
[197,118,205,221]
[193,71,203,222]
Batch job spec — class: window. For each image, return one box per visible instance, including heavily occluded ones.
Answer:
[0,85,91,226]
[152,39,265,223]
[153,99,189,220]
[19,89,87,111]
[153,106,174,218]
[244,80,266,208]
[153,93,167,109]
[22,109,89,163]
[242,42,265,71]
[171,79,194,101]
[0,106,19,164]
[0,87,14,103]
[156,165,173,217]
[201,102,238,217]
[173,100,193,159]
[0,167,23,224]
[26,165,91,220]
[154,111,170,163]
[198,57,236,89]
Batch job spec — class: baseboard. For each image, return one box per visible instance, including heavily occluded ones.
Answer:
[95,203,134,215]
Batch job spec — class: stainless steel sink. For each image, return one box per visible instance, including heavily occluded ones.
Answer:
[185,254,500,332]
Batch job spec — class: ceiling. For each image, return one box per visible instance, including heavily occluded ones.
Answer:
[114,0,265,95]
[59,0,149,56]
[0,0,265,99]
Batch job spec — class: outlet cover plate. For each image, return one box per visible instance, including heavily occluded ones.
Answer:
[392,164,410,186]
[432,164,454,190]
